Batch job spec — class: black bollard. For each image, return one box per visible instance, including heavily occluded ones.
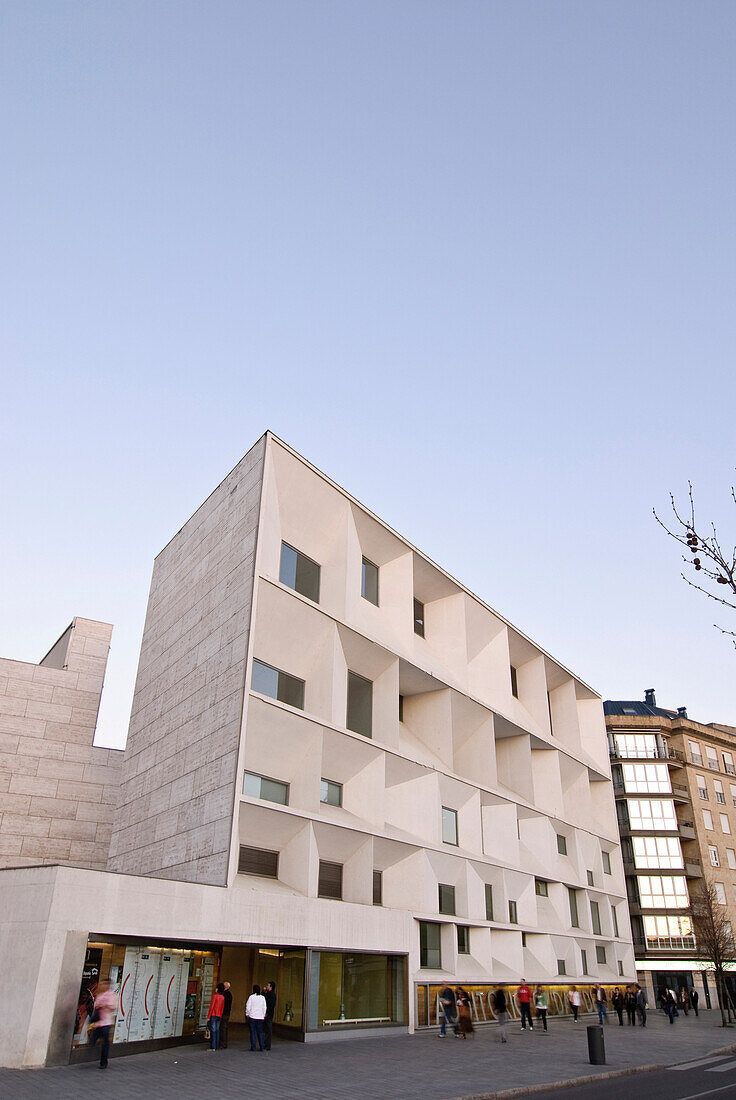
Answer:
[587,1024,606,1065]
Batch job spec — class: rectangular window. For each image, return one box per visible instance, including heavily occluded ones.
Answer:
[709,845,720,867]
[438,883,456,916]
[238,845,279,878]
[637,875,689,909]
[457,926,470,954]
[361,557,379,605]
[398,694,404,722]
[618,960,624,977]
[346,671,372,737]
[627,798,678,831]
[715,882,727,905]
[557,959,567,975]
[697,776,708,799]
[485,883,494,922]
[587,869,595,887]
[252,658,305,709]
[706,746,719,771]
[279,541,320,603]
[320,779,342,807]
[703,809,714,830]
[689,741,703,766]
[612,905,620,938]
[508,900,518,924]
[632,835,684,870]
[596,946,607,965]
[318,860,343,900]
[413,598,425,637]
[644,914,694,942]
[612,733,658,759]
[721,814,731,835]
[591,900,602,935]
[727,849,736,870]
[724,752,735,777]
[373,870,382,906]
[442,807,459,846]
[731,784,736,807]
[602,851,612,875]
[557,834,568,856]
[581,949,588,975]
[568,887,580,928]
[510,665,519,698]
[715,780,726,804]
[419,921,441,968]
[535,879,548,897]
[621,763,672,794]
[243,772,289,805]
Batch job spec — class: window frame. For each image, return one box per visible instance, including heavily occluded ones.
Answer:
[320,778,343,807]
[252,658,305,710]
[413,597,425,637]
[243,771,289,806]
[441,806,459,846]
[438,883,456,916]
[456,925,470,954]
[279,541,321,603]
[346,669,373,738]
[361,556,379,605]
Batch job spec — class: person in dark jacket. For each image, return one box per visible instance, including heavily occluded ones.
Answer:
[611,987,625,1026]
[220,982,233,1049]
[492,986,508,1043]
[691,988,700,1017]
[263,982,277,1051]
[624,986,637,1026]
[438,985,456,1037]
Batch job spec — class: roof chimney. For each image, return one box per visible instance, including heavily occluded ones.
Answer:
[677,706,688,718]
[644,688,656,707]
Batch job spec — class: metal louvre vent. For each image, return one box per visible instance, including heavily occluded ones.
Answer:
[238,845,279,878]
[318,860,343,899]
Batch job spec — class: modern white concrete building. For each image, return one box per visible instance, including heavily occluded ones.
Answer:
[1,432,635,1067]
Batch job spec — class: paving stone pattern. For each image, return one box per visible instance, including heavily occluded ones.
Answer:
[2,1011,736,1100]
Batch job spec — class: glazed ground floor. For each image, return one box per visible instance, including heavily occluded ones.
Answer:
[635,959,736,1012]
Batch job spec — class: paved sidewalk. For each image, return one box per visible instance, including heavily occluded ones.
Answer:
[2,1011,735,1100]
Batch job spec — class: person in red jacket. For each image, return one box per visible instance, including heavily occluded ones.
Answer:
[517,980,533,1031]
[207,983,226,1051]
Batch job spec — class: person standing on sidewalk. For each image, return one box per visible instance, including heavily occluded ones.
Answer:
[456,988,474,1038]
[493,986,508,1043]
[518,980,533,1031]
[679,987,690,1016]
[636,984,648,1027]
[624,986,637,1026]
[691,988,700,1017]
[611,987,624,1026]
[92,980,117,1070]
[593,984,608,1024]
[207,983,226,1051]
[263,981,277,1051]
[568,985,581,1022]
[438,984,456,1037]
[220,982,232,1049]
[534,985,548,1031]
[245,984,267,1051]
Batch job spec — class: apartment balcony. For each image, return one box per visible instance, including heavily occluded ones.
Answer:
[610,747,684,767]
[679,821,697,840]
[684,857,703,878]
[672,783,691,803]
[633,936,697,954]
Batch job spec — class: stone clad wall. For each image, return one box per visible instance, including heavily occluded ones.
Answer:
[107,435,266,886]
[0,617,120,870]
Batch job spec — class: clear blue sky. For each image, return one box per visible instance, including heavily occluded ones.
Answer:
[2,1,735,747]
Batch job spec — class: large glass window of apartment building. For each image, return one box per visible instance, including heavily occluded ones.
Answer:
[252,659,305,709]
[361,557,379,605]
[689,740,703,765]
[308,951,406,1030]
[419,922,441,968]
[724,752,735,777]
[637,875,689,908]
[626,798,678,831]
[612,732,658,758]
[644,915,694,945]
[441,807,458,846]
[632,836,684,869]
[279,542,320,603]
[714,780,726,804]
[622,763,671,794]
[346,671,372,737]
[243,772,289,805]
[706,746,719,770]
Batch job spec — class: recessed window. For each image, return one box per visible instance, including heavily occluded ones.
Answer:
[703,809,714,830]
[706,746,719,770]
[442,807,459,846]
[238,845,278,878]
[361,557,379,605]
[508,900,518,924]
[602,851,611,875]
[320,779,342,807]
[596,946,607,965]
[252,658,305,709]
[510,665,519,698]
[721,814,731,835]
[612,906,619,938]
[591,900,602,935]
[709,845,720,867]
[279,542,320,603]
[697,776,708,799]
[581,949,588,975]
[438,883,456,916]
[419,921,441,968]
[632,836,683,870]
[373,870,382,906]
[627,798,678,831]
[726,848,736,870]
[346,671,372,737]
[587,870,595,887]
[535,879,548,897]
[398,694,404,722]
[568,887,580,928]
[557,959,567,975]
[521,932,527,946]
[715,882,727,904]
[618,960,624,977]
[243,772,289,806]
[715,780,726,804]
[318,860,343,899]
[485,883,494,922]
[723,752,735,776]
[637,875,689,908]
[413,598,425,637]
[557,834,568,856]
[457,925,470,954]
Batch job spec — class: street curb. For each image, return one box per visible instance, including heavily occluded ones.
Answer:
[451,1039,736,1100]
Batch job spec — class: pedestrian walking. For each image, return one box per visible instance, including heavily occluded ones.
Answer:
[220,981,232,1049]
[664,988,678,1024]
[438,984,456,1037]
[636,984,648,1027]
[568,985,581,1022]
[679,987,690,1016]
[90,979,117,1069]
[624,986,637,1026]
[493,986,508,1043]
[691,989,700,1017]
[207,983,226,1051]
[518,980,533,1031]
[593,983,608,1024]
[456,988,474,1038]
[534,985,548,1031]
[263,981,277,1051]
[611,987,624,1026]
[245,984,267,1051]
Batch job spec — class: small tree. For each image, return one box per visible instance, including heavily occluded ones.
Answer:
[654,481,736,645]
[691,880,736,1026]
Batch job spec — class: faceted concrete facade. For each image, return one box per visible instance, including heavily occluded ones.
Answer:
[0,617,120,871]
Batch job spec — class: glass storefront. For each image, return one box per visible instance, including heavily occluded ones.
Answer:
[252,947,306,1032]
[307,952,407,1031]
[416,983,601,1027]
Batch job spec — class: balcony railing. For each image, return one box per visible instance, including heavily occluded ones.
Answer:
[610,746,683,762]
